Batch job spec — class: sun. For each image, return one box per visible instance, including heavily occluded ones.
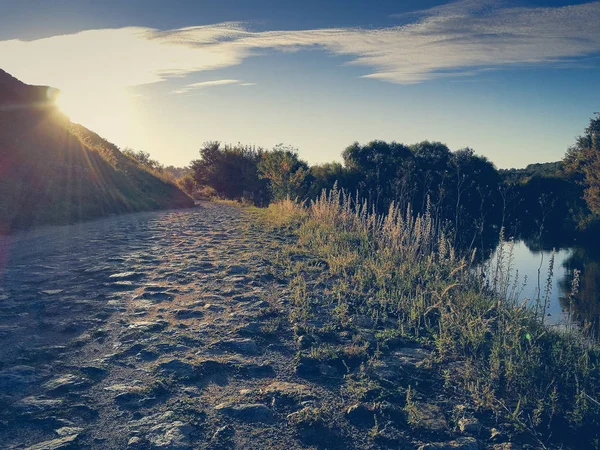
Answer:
[53,87,142,147]
[54,90,73,121]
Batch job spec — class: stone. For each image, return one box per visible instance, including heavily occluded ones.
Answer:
[108,281,139,291]
[109,272,143,281]
[295,358,320,377]
[351,315,373,328]
[77,366,108,379]
[215,402,274,423]
[262,381,314,399]
[128,321,168,332]
[15,396,64,414]
[127,436,143,447]
[135,292,174,302]
[227,265,249,275]
[24,434,79,450]
[22,345,68,362]
[458,417,482,435]
[211,425,234,442]
[247,300,269,310]
[297,334,315,349]
[137,350,159,361]
[157,359,197,380]
[371,347,431,380]
[200,294,227,303]
[238,322,263,335]
[318,363,338,377]
[147,421,194,449]
[68,404,99,420]
[394,347,431,368]
[173,309,203,319]
[43,374,89,394]
[195,359,230,375]
[104,382,144,392]
[418,437,478,450]
[414,403,448,433]
[55,427,83,437]
[235,361,275,378]
[345,403,375,427]
[41,289,64,295]
[129,410,176,428]
[114,391,144,407]
[218,338,260,355]
[204,304,225,312]
[376,402,406,427]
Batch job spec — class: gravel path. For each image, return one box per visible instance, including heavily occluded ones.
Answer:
[0,203,493,450]
[0,203,330,449]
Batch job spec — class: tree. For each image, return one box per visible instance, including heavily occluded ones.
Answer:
[410,141,452,213]
[564,113,600,214]
[191,142,268,204]
[177,172,198,198]
[448,148,501,248]
[308,162,349,198]
[342,140,414,211]
[122,148,162,171]
[258,145,311,201]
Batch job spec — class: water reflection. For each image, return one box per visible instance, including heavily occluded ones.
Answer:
[559,247,600,335]
[487,240,600,335]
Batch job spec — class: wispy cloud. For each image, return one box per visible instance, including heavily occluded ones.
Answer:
[172,79,252,94]
[1,0,599,91]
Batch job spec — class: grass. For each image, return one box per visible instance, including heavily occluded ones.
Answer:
[260,187,600,448]
[0,110,194,233]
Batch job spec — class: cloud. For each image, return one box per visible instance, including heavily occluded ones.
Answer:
[172,79,248,94]
[0,0,599,91]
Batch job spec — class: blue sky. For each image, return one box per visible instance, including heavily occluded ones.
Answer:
[1,0,599,168]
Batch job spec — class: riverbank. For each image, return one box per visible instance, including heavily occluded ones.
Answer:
[258,191,600,449]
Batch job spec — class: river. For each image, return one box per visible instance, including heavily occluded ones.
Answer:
[487,239,600,334]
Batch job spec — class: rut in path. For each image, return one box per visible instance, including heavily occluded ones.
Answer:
[0,203,333,449]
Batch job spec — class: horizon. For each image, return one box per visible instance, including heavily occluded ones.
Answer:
[1,0,599,169]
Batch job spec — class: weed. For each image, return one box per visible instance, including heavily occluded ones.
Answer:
[262,188,600,447]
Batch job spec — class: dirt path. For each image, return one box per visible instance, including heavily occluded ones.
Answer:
[0,203,325,449]
[0,203,499,450]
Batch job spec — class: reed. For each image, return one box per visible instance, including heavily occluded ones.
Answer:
[264,187,600,446]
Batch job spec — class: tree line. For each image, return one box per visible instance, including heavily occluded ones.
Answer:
[138,113,600,250]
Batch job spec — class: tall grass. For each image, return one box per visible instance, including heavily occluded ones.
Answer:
[266,186,600,447]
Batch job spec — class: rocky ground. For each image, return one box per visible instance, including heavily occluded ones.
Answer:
[0,203,522,449]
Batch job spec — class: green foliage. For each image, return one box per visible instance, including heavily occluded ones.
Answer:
[265,188,600,447]
[341,140,501,249]
[307,162,349,198]
[176,172,200,198]
[258,145,311,201]
[564,113,600,215]
[196,114,599,246]
[122,148,162,171]
[191,141,269,205]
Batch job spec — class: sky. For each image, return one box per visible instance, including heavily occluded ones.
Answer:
[0,0,599,169]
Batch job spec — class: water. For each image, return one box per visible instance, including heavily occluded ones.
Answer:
[487,240,600,333]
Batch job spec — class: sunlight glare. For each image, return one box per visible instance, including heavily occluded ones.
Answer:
[54,87,143,149]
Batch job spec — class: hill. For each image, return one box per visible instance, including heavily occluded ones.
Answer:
[0,69,194,233]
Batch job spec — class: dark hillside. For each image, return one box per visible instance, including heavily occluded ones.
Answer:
[0,69,193,233]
